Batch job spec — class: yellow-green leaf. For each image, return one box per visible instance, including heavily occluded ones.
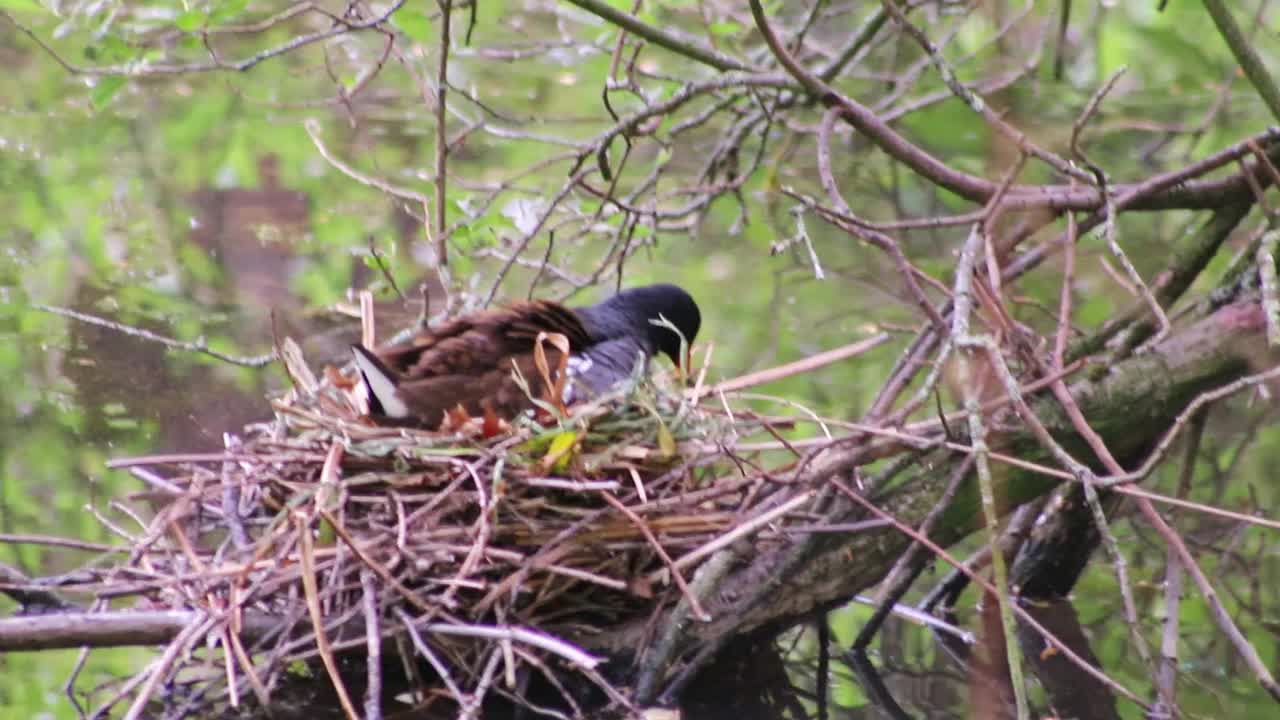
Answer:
[209,0,248,26]
[0,0,45,13]
[393,8,432,45]
[542,430,579,473]
[316,516,336,546]
[708,21,740,36]
[175,10,206,32]
[91,76,126,110]
[656,419,676,460]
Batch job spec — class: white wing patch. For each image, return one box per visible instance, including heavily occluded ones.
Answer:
[563,354,593,404]
[352,348,411,418]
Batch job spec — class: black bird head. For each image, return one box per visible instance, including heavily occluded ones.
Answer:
[577,283,701,364]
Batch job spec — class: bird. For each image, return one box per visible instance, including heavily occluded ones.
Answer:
[350,283,701,429]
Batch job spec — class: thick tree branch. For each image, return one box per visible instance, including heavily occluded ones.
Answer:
[578,298,1273,662]
[3,302,1273,674]
[0,610,276,651]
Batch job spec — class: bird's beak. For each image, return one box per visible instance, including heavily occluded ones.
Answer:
[679,345,694,386]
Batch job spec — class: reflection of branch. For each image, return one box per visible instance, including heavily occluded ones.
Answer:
[33,305,275,368]
[1,1,406,77]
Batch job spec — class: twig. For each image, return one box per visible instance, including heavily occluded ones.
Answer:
[561,0,755,72]
[0,533,126,554]
[361,570,384,720]
[849,594,974,644]
[2,2,407,77]
[829,478,1146,708]
[815,106,947,330]
[694,334,890,399]
[297,515,360,720]
[950,220,1030,719]
[877,0,1092,185]
[395,607,468,707]
[33,304,274,367]
[222,433,252,551]
[417,621,602,670]
[602,492,706,620]
[0,563,75,612]
[1070,67,1128,161]
[851,455,973,649]
[435,0,452,265]
[1103,355,1280,487]
[642,548,739,704]
[119,612,213,720]
[1154,410,1206,713]
[305,118,431,203]
[1202,0,1280,123]
[1097,171,1172,340]
[1257,229,1280,346]
[1044,191,1158,677]
[651,489,816,581]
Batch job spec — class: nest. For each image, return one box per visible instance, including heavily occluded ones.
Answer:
[62,342,815,719]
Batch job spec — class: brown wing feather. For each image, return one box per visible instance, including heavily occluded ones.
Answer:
[387,353,565,428]
[501,301,592,344]
[368,301,591,428]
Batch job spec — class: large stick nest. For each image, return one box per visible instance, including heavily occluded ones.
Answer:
[74,342,812,718]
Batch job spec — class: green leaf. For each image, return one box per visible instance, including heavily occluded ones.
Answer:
[542,430,580,473]
[450,224,476,252]
[84,35,133,64]
[708,21,740,36]
[0,0,44,12]
[91,76,126,110]
[209,0,248,26]
[316,516,336,546]
[175,10,207,32]
[655,420,676,460]
[393,8,432,45]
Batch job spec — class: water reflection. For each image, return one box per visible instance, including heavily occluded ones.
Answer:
[55,155,429,456]
[1,154,386,596]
